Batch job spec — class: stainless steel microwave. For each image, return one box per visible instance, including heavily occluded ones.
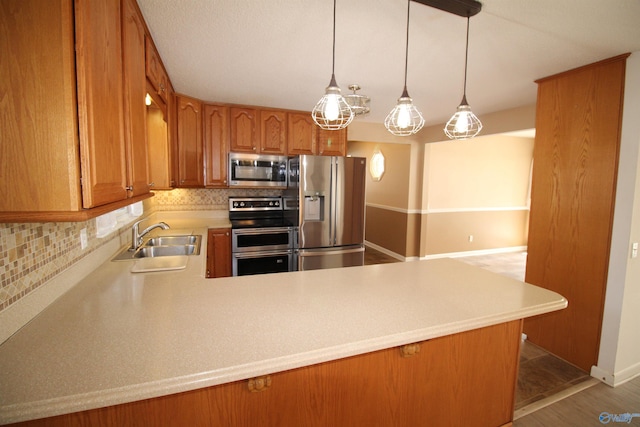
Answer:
[228,153,288,188]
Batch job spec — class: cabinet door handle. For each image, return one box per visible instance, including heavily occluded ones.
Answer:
[400,343,421,357]
[248,375,271,392]
[125,185,133,191]
[149,182,155,187]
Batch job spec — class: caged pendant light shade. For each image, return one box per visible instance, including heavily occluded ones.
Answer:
[444,16,482,140]
[311,0,353,130]
[385,0,424,136]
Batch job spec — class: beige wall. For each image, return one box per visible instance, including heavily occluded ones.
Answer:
[426,135,533,210]
[348,107,535,259]
[348,141,411,209]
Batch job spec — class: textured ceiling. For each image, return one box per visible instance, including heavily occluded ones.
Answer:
[136,0,640,128]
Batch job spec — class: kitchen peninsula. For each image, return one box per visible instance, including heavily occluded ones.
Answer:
[0,224,566,427]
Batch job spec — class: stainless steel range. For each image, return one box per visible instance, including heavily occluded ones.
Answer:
[229,197,296,276]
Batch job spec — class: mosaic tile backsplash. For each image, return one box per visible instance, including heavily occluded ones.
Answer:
[0,188,278,312]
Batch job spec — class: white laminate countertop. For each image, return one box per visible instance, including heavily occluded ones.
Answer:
[0,225,567,424]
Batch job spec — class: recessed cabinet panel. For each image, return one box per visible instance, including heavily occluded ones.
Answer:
[230,107,258,153]
[0,0,82,212]
[145,36,169,104]
[287,112,317,155]
[260,110,287,154]
[122,0,150,197]
[317,128,347,156]
[206,228,232,278]
[204,104,229,187]
[147,104,172,189]
[176,95,204,187]
[75,0,128,208]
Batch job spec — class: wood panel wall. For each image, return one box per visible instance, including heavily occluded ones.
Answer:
[523,54,629,372]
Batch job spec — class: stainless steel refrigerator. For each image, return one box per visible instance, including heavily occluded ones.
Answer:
[287,155,366,271]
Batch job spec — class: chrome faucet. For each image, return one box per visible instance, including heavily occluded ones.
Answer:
[130,219,170,251]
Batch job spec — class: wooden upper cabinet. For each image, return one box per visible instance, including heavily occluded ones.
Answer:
[145,36,169,105]
[229,107,259,153]
[175,95,204,187]
[317,128,347,156]
[122,0,150,198]
[203,104,229,187]
[287,112,317,155]
[75,0,129,208]
[259,110,287,155]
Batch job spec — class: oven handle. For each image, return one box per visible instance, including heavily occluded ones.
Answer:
[233,249,292,259]
[298,247,364,257]
[232,227,292,236]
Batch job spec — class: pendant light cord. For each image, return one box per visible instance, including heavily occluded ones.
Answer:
[331,0,337,76]
[462,16,470,102]
[403,0,411,92]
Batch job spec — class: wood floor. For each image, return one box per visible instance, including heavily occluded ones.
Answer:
[513,375,640,426]
[363,246,401,265]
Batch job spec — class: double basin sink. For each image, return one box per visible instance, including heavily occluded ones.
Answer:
[112,235,202,261]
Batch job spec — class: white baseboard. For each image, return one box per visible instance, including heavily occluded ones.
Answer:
[591,362,640,387]
[423,246,528,260]
[364,243,527,263]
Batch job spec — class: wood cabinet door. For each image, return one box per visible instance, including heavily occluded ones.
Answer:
[204,104,229,187]
[260,110,286,155]
[287,112,317,155]
[317,128,347,156]
[75,0,128,208]
[175,95,204,187]
[206,228,232,278]
[523,55,627,372]
[0,0,83,212]
[122,0,149,197]
[145,36,168,104]
[147,104,171,189]
[230,107,258,153]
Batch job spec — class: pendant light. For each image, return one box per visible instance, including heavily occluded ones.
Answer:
[444,16,482,140]
[311,0,353,130]
[385,0,425,136]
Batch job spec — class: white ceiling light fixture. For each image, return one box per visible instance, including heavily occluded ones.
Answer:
[444,16,482,140]
[311,0,353,131]
[385,0,425,137]
[344,84,371,116]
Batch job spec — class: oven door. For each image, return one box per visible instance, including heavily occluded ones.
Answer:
[232,250,293,276]
[232,227,293,252]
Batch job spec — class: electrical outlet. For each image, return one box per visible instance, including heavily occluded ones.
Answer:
[80,228,88,250]
[468,235,474,243]
[632,242,638,259]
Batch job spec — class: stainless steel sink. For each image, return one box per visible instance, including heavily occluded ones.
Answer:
[112,235,202,261]
[133,244,199,258]
[144,235,199,246]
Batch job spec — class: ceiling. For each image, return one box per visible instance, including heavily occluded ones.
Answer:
[136,0,640,128]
